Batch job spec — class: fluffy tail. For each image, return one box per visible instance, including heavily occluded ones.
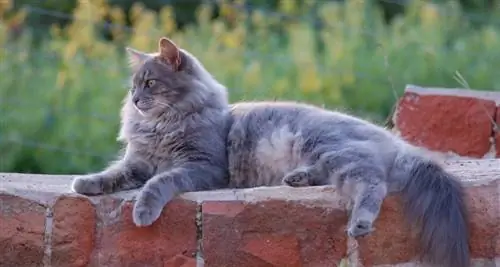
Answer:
[394,153,470,267]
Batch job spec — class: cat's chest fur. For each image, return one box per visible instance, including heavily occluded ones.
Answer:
[122,117,188,169]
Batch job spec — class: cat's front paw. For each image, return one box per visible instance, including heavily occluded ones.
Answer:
[282,168,313,187]
[71,175,104,195]
[346,219,374,238]
[132,192,164,227]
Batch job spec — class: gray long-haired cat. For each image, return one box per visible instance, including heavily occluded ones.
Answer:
[72,37,470,267]
[71,37,230,227]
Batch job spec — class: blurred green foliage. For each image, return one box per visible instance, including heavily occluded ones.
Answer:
[11,0,500,38]
[1,0,500,174]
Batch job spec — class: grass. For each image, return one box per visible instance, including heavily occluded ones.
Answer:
[1,0,500,174]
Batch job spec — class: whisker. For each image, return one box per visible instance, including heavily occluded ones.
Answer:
[133,105,146,116]
[156,101,172,108]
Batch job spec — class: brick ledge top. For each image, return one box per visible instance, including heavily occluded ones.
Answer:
[1,159,499,206]
[405,84,500,103]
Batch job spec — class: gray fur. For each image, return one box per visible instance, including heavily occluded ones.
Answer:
[71,38,230,226]
[71,38,470,266]
[227,101,470,267]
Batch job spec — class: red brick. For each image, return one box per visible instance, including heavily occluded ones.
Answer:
[497,183,500,258]
[240,233,301,266]
[465,181,500,258]
[94,198,197,267]
[0,194,46,267]
[51,196,96,267]
[202,200,348,267]
[357,182,500,265]
[163,254,197,267]
[357,195,419,265]
[202,201,245,217]
[496,107,500,157]
[395,91,496,157]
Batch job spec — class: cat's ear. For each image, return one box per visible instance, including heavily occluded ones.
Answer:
[126,47,150,71]
[158,37,181,71]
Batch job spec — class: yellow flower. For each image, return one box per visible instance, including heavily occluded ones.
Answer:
[420,4,440,27]
[279,0,297,15]
[159,6,177,35]
[0,0,12,17]
[109,6,126,41]
[63,42,78,62]
[299,65,322,93]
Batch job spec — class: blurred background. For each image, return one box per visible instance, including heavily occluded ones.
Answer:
[0,0,499,175]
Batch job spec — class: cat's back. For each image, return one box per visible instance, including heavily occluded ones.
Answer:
[228,101,326,151]
[230,100,322,117]
[229,101,315,130]
[229,101,387,138]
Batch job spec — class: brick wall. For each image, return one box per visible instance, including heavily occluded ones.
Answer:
[1,85,499,267]
[393,84,500,158]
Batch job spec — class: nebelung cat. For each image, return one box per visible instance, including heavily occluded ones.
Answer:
[71,37,230,227]
[72,37,470,267]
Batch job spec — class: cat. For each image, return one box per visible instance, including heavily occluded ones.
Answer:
[227,101,470,267]
[71,37,231,227]
[72,37,470,267]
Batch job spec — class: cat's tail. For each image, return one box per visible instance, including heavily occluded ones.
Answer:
[392,150,470,267]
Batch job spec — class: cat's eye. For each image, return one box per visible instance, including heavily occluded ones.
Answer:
[146,80,156,87]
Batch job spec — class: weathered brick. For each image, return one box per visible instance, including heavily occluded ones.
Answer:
[395,90,496,157]
[497,177,500,258]
[51,196,96,267]
[496,107,500,157]
[0,194,46,267]
[356,195,419,266]
[466,181,500,258]
[163,254,197,267]
[357,181,500,265]
[2,163,500,267]
[95,198,197,267]
[202,199,348,267]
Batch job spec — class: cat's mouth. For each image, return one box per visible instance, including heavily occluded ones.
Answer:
[133,103,151,116]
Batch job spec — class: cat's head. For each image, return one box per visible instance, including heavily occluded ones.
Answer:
[124,37,227,117]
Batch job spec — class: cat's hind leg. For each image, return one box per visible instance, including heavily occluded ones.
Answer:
[345,180,387,237]
[282,166,316,187]
[283,147,388,237]
[282,164,330,187]
[72,160,150,195]
[314,149,388,237]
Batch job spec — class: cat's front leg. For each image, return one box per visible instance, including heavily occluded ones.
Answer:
[72,159,150,195]
[133,161,223,227]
